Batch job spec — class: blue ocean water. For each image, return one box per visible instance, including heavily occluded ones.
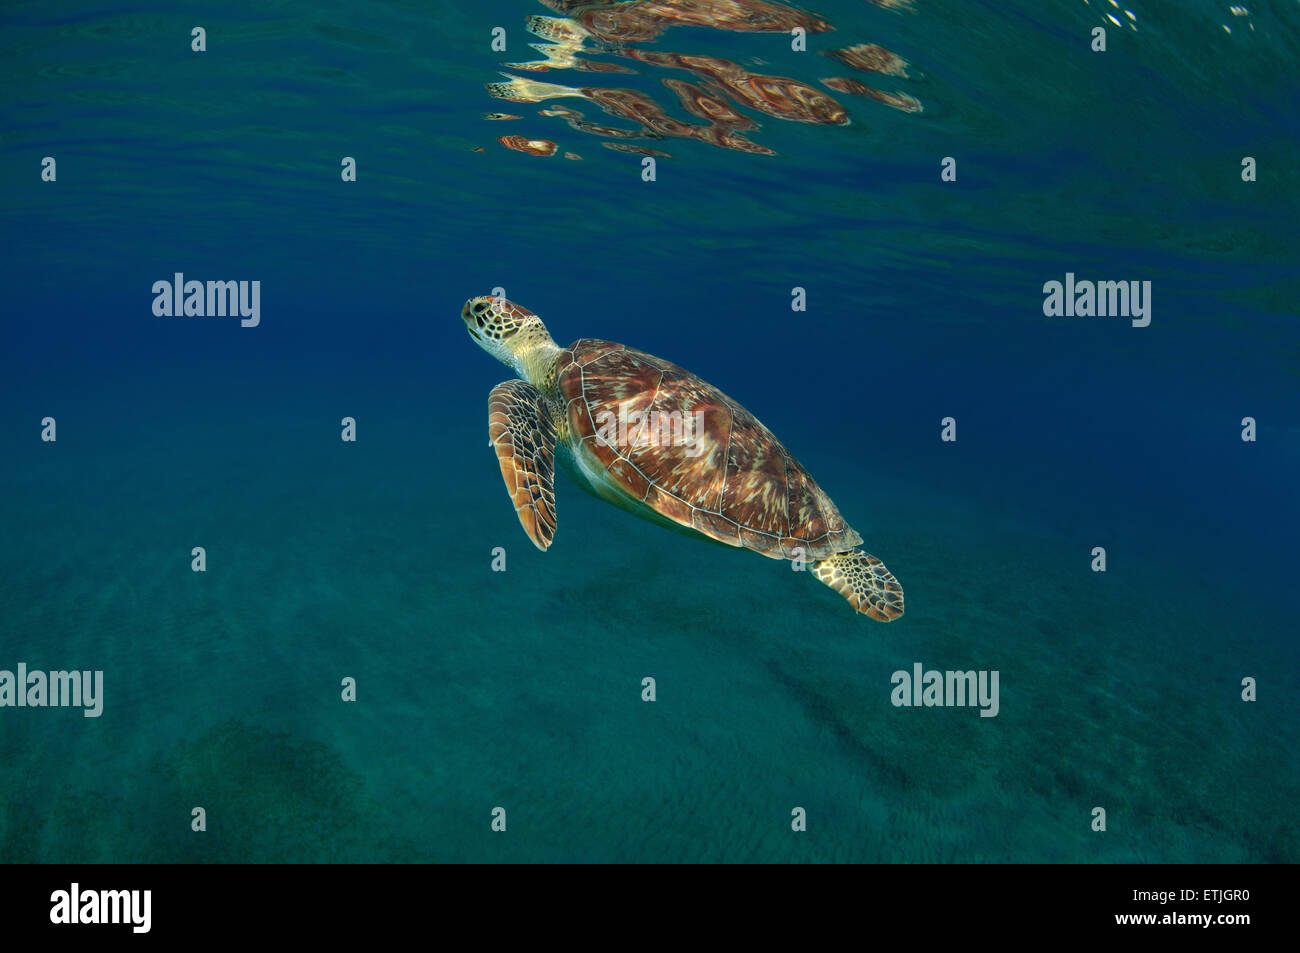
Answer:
[1,0,1297,862]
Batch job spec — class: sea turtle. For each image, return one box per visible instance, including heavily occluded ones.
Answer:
[462,294,904,620]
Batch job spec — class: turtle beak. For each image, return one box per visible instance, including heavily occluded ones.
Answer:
[461,300,481,340]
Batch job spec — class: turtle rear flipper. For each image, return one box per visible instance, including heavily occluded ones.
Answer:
[813,550,904,621]
[488,380,557,551]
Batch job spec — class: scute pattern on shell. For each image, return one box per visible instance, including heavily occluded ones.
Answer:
[558,339,862,559]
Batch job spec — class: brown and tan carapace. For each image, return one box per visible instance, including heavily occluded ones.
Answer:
[462,294,904,621]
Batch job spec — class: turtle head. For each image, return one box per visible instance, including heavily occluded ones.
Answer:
[462,294,557,380]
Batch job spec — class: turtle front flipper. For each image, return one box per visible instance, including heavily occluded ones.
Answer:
[812,550,904,621]
[488,380,558,551]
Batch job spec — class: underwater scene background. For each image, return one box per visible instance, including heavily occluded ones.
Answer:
[1,0,1297,862]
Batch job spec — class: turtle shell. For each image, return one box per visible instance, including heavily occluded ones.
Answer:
[556,339,862,560]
